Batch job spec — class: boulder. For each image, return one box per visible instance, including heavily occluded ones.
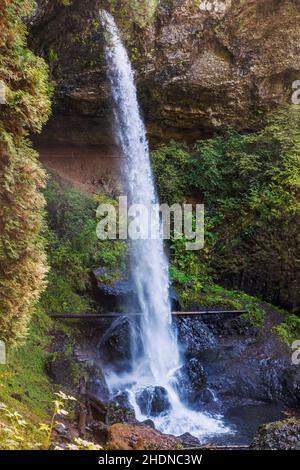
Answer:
[141,419,156,429]
[250,418,300,450]
[91,267,138,311]
[135,386,171,417]
[106,423,180,450]
[107,391,136,425]
[45,352,74,388]
[88,421,109,445]
[180,432,200,448]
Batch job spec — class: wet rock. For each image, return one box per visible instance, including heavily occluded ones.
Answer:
[88,421,109,445]
[107,392,136,425]
[92,268,135,297]
[206,355,300,409]
[111,391,134,412]
[200,388,217,404]
[136,386,171,417]
[176,317,219,361]
[98,317,142,372]
[169,286,181,311]
[86,362,110,404]
[180,432,200,448]
[259,359,300,409]
[174,358,206,405]
[91,267,138,311]
[91,267,179,311]
[45,353,74,388]
[250,418,300,450]
[201,314,255,338]
[141,419,155,429]
[106,423,180,450]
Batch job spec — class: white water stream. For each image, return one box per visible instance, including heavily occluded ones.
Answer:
[100,10,229,441]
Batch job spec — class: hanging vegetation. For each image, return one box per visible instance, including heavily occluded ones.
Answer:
[0,0,52,344]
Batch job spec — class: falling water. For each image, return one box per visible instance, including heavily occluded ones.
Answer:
[100,10,229,440]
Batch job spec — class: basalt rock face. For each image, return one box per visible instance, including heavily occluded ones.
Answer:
[174,358,207,406]
[29,0,300,147]
[98,316,143,372]
[176,317,220,361]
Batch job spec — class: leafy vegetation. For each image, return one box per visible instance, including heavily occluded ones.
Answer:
[0,308,66,450]
[107,0,158,29]
[152,106,300,315]
[41,179,127,313]
[0,177,128,450]
[0,0,299,451]
[0,0,52,344]
[0,389,101,450]
[275,314,300,346]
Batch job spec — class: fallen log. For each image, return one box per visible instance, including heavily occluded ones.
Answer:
[184,445,249,450]
[49,310,247,320]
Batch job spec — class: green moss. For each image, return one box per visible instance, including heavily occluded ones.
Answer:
[274,314,300,346]
[0,307,82,449]
[0,309,55,420]
[175,281,266,327]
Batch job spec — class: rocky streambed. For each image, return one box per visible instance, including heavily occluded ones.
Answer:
[48,289,300,449]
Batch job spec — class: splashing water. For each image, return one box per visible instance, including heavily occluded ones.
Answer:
[100,10,229,441]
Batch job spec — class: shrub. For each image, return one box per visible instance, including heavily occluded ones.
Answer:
[41,179,127,313]
[152,106,300,312]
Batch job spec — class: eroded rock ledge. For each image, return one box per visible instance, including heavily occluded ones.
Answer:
[30,0,300,148]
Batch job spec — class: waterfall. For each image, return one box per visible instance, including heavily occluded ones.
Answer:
[100,10,229,440]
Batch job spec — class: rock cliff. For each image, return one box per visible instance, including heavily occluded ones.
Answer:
[29,0,300,148]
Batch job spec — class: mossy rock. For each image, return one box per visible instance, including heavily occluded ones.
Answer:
[250,418,300,450]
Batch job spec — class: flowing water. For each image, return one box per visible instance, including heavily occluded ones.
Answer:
[100,10,229,441]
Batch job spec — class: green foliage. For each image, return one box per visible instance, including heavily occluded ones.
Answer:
[0,1,52,134]
[47,48,59,64]
[174,280,265,327]
[170,237,211,292]
[41,179,127,313]
[275,314,300,346]
[107,0,158,29]
[151,141,194,204]
[0,401,45,450]
[0,309,56,423]
[152,106,300,313]
[192,107,300,218]
[0,132,48,344]
[0,1,52,345]
[0,389,101,450]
